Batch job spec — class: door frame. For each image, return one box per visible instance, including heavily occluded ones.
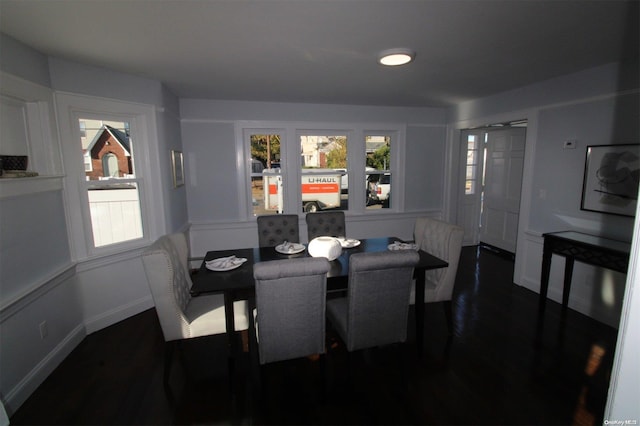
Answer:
[456,122,528,250]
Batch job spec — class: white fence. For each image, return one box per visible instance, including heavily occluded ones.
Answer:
[88,187,142,247]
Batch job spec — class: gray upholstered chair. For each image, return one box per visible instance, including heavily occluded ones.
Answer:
[141,233,249,385]
[253,257,330,365]
[326,250,419,352]
[306,211,346,241]
[411,217,464,333]
[257,214,300,247]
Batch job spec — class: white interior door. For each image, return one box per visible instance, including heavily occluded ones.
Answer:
[457,130,485,246]
[479,127,526,253]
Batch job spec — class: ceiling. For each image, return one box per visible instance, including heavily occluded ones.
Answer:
[0,0,637,108]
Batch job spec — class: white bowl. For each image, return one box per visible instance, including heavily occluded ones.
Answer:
[307,236,343,261]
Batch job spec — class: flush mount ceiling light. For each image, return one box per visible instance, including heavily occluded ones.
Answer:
[378,48,415,66]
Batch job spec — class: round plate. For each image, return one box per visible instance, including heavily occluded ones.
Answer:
[275,243,306,254]
[337,237,361,248]
[205,257,247,271]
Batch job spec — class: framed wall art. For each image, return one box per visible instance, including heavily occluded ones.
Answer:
[581,144,639,217]
[171,150,184,188]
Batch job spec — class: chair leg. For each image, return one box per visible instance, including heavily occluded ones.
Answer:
[163,340,176,387]
[443,301,454,335]
[319,353,327,402]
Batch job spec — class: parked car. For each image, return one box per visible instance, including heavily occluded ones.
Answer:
[366,173,390,207]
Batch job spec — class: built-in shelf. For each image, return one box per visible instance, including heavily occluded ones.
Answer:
[0,175,64,199]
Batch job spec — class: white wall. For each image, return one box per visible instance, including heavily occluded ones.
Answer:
[0,268,83,416]
[606,198,640,420]
[0,35,82,415]
[450,59,640,420]
[0,38,186,415]
[48,56,189,234]
[449,62,638,327]
[2,30,637,420]
[180,99,449,253]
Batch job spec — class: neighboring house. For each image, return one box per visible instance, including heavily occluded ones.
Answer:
[84,125,133,180]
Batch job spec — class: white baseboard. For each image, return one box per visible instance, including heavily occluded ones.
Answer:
[3,324,85,417]
[83,295,154,335]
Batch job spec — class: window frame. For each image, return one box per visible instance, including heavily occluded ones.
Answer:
[239,122,406,218]
[297,130,351,213]
[364,129,404,211]
[56,93,164,260]
[241,127,287,219]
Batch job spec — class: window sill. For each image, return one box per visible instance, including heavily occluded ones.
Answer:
[0,175,64,199]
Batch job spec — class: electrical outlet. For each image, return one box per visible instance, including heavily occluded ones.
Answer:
[563,140,577,149]
[39,321,48,339]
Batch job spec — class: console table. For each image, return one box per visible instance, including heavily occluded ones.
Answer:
[539,231,631,312]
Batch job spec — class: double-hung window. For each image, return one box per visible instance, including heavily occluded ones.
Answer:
[57,93,160,259]
[78,118,142,247]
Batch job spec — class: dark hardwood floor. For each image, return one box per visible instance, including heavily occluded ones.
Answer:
[10,246,618,425]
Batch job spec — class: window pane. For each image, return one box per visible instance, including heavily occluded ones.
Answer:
[300,135,347,212]
[465,180,475,195]
[466,165,476,180]
[366,135,391,209]
[467,134,477,150]
[87,182,143,247]
[465,134,479,195]
[467,149,477,166]
[81,119,135,180]
[250,134,282,215]
[79,118,142,247]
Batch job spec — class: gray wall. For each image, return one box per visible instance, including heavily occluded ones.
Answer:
[48,56,189,234]
[531,93,638,240]
[179,99,449,252]
[0,191,70,296]
[2,27,638,419]
[180,99,448,222]
[0,36,188,414]
[0,34,51,87]
[0,33,81,415]
[450,61,639,328]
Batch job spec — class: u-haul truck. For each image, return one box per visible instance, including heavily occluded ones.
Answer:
[264,169,344,213]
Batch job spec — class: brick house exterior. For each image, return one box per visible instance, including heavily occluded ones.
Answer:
[84,125,132,180]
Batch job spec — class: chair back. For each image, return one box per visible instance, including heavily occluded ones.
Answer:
[257,214,300,247]
[141,233,193,342]
[306,211,346,241]
[343,250,419,352]
[253,257,330,364]
[413,217,464,302]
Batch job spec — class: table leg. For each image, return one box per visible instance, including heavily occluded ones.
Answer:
[223,292,236,388]
[224,291,235,343]
[415,269,425,356]
[562,256,575,310]
[247,295,261,405]
[539,241,552,312]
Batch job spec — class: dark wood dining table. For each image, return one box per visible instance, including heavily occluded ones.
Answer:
[190,236,448,354]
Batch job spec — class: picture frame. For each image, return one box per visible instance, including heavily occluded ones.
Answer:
[581,144,639,217]
[171,150,184,188]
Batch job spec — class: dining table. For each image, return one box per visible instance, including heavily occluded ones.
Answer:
[190,236,448,355]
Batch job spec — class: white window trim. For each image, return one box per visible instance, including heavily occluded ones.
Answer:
[236,121,406,218]
[364,128,406,210]
[55,92,164,261]
[295,128,355,213]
